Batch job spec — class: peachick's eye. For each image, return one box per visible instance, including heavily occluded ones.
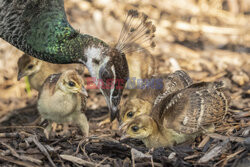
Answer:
[27,65,34,69]
[127,112,134,118]
[68,81,76,87]
[131,126,139,132]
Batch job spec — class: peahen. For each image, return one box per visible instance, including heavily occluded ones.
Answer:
[0,0,155,120]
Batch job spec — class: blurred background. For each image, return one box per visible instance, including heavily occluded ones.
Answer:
[0,0,249,121]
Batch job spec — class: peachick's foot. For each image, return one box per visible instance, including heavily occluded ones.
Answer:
[56,124,71,137]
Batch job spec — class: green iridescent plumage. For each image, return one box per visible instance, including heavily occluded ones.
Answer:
[0,0,108,63]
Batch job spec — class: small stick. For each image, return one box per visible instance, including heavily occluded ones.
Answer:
[208,133,245,143]
[0,155,39,167]
[131,150,135,167]
[222,148,245,166]
[81,142,92,162]
[198,136,210,148]
[198,139,231,164]
[60,154,96,167]
[0,142,42,165]
[0,125,44,130]
[31,135,57,167]
[96,157,109,167]
[151,156,155,167]
[0,132,19,138]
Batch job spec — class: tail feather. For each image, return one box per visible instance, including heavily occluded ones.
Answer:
[115,9,156,53]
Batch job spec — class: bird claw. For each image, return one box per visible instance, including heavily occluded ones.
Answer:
[81,130,89,137]
[44,128,51,140]
[56,124,70,137]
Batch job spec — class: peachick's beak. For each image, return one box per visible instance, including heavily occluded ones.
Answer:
[79,86,88,97]
[119,121,130,140]
[120,134,130,140]
[119,122,129,132]
[17,72,24,81]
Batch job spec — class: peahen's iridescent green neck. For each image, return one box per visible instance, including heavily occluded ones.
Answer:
[0,0,109,64]
[32,33,110,64]
[24,0,109,64]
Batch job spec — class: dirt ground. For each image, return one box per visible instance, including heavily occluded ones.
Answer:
[0,0,249,166]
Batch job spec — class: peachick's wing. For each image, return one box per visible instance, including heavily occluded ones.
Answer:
[152,82,228,134]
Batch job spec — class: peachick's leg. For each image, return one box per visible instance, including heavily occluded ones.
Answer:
[76,113,89,137]
[51,122,58,132]
[56,123,70,136]
[44,121,53,139]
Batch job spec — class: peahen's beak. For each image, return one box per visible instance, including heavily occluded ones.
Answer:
[105,99,118,122]
[110,105,119,122]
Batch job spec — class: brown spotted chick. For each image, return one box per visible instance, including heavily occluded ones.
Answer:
[120,70,193,124]
[37,70,89,138]
[17,53,84,91]
[121,81,229,148]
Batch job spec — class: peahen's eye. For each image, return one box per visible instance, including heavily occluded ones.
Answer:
[27,65,34,69]
[104,70,113,79]
[100,66,114,81]
[131,126,139,132]
[127,112,134,118]
[68,81,76,87]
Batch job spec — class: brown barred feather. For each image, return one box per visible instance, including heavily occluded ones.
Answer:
[152,81,229,134]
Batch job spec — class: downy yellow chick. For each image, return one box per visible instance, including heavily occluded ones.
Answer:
[17,53,84,91]
[37,69,89,138]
